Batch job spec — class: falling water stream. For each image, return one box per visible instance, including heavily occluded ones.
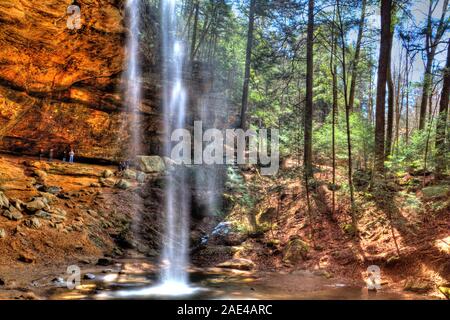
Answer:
[159,0,192,292]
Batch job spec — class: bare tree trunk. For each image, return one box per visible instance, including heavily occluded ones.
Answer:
[304,0,314,178]
[348,0,367,111]
[435,38,450,179]
[386,65,394,158]
[190,0,200,62]
[239,0,256,130]
[330,6,338,218]
[337,0,356,232]
[418,0,449,130]
[374,0,392,174]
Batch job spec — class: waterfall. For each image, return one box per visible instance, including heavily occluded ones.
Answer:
[125,0,142,157]
[160,0,191,290]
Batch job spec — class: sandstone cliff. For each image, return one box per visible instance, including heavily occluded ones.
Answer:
[0,0,162,162]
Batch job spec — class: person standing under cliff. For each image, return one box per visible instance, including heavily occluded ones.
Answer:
[48,149,54,162]
[69,149,75,164]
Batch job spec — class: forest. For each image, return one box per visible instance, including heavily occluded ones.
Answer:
[0,0,448,301]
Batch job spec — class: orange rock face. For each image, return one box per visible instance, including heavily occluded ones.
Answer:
[0,0,161,161]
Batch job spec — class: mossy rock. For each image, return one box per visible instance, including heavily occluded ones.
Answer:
[258,207,277,224]
[438,286,450,299]
[422,185,450,200]
[283,238,309,263]
[403,278,432,293]
[342,223,356,236]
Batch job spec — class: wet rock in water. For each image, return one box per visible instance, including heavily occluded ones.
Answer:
[83,273,96,280]
[97,258,113,266]
[115,179,131,190]
[18,253,35,263]
[136,155,166,173]
[283,237,309,263]
[123,169,137,180]
[217,258,255,271]
[0,228,6,239]
[422,185,450,200]
[52,277,65,287]
[25,197,49,213]
[403,278,433,293]
[0,191,9,208]
[25,217,41,229]
[102,169,114,178]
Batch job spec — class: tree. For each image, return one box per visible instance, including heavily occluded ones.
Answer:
[348,0,367,111]
[304,0,314,178]
[240,0,257,130]
[435,39,450,179]
[418,0,449,130]
[374,0,393,174]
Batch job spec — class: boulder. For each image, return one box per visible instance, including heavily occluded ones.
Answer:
[136,171,146,183]
[25,217,41,229]
[422,185,450,200]
[403,278,432,293]
[438,286,450,299]
[217,258,255,271]
[99,177,116,187]
[115,179,132,190]
[123,169,137,180]
[136,155,166,173]
[0,228,6,239]
[25,198,48,213]
[0,192,9,208]
[102,169,114,178]
[2,206,23,221]
[283,237,309,263]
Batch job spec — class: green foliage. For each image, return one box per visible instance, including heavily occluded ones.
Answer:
[313,112,374,164]
[386,128,436,174]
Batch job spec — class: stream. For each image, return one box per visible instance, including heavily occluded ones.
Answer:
[45,257,425,300]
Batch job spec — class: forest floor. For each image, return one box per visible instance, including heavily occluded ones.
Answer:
[0,153,448,299]
[210,158,450,299]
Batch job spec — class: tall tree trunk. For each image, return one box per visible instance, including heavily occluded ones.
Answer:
[374,0,392,174]
[330,6,338,218]
[418,0,449,130]
[348,0,367,111]
[386,65,395,158]
[435,39,450,179]
[337,0,356,232]
[239,0,256,130]
[304,0,314,178]
[190,0,200,62]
